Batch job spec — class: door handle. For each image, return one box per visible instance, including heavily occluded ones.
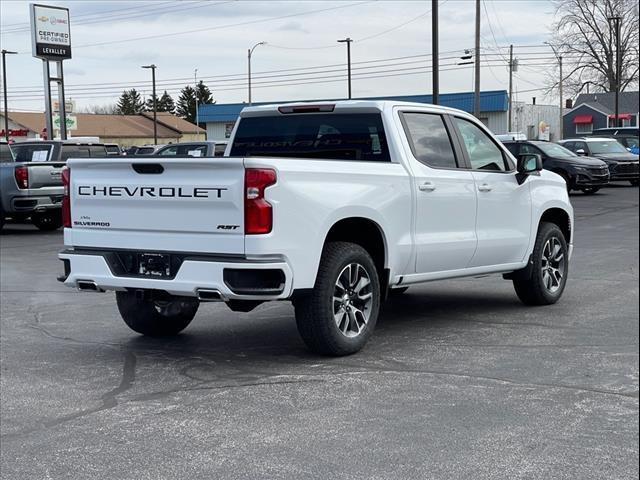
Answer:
[419,181,436,192]
[477,183,492,192]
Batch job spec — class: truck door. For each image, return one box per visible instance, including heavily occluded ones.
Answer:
[451,116,532,267]
[399,111,478,273]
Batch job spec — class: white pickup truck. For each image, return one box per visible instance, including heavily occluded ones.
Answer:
[58,101,573,356]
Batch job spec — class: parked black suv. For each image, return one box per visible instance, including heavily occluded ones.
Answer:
[558,137,639,186]
[503,140,609,194]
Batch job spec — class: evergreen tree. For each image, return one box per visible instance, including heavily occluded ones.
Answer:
[116,89,144,115]
[176,85,196,123]
[176,82,215,124]
[145,90,175,113]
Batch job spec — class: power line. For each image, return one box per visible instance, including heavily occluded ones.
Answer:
[15,1,374,52]
[1,1,218,34]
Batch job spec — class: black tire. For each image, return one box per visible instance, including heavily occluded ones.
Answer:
[580,187,600,195]
[116,291,199,336]
[513,222,569,306]
[293,242,381,356]
[630,180,639,187]
[31,211,62,231]
[389,286,409,296]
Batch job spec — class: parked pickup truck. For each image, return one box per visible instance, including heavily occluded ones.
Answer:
[1,140,108,230]
[58,101,574,355]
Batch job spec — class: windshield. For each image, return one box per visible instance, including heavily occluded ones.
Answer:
[588,140,628,154]
[536,143,576,158]
[10,144,53,162]
[230,113,391,162]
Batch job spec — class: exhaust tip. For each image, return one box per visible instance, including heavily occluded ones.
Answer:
[76,280,103,292]
[197,289,224,302]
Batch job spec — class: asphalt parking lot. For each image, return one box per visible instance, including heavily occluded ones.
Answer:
[1,186,638,480]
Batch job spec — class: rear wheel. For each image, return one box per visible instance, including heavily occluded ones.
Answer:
[31,211,62,231]
[294,242,380,356]
[513,222,568,306]
[116,291,199,336]
[580,187,600,195]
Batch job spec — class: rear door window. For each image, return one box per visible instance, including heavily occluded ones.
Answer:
[230,113,390,162]
[214,144,227,156]
[400,112,460,169]
[61,145,108,160]
[10,144,53,162]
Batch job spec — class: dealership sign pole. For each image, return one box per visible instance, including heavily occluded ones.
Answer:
[30,3,71,140]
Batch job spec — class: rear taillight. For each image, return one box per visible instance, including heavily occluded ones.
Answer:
[62,167,71,228]
[14,167,28,189]
[245,168,276,235]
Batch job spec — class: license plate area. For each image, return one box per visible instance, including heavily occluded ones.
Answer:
[138,253,171,278]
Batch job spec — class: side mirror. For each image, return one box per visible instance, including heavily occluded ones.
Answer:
[517,153,543,174]
[575,148,586,155]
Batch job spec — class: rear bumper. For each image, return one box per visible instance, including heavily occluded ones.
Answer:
[58,249,294,301]
[8,194,63,214]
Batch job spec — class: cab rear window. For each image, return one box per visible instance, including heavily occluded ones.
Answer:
[230,113,391,162]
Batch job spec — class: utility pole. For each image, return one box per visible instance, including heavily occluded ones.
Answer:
[508,44,513,132]
[337,38,353,99]
[608,16,621,127]
[473,0,481,117]
[248,42,266,106]
[142,64,157,145]
[432,0,439,105]
[545,42,563,140]
[194,68,199,140]
[1,49,17,142]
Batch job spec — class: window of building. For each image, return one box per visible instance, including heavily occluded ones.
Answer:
[576,123,593,134]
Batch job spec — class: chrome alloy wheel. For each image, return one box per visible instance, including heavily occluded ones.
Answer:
[541,237,566,293]
[333,263,373,338]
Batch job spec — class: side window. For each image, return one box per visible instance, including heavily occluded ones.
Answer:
[214,144,227,156]
[158,146,179,156]
[520,144,540,155]
[454,117,509,171]
[562,142,575,152]
[401,112,459,169]
[575,141,588,153]
[503,143,520,156]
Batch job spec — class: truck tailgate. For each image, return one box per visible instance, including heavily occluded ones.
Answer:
[28,162,66,188]
[65,157,245,254]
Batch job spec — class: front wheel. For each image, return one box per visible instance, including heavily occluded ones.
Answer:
[293,242,380,356]
[513,222,569,305]
[31,211,62,231]
[580,187,600,195]
[116,291,199,336]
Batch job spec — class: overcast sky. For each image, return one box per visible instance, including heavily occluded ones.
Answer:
[0,0,560,112]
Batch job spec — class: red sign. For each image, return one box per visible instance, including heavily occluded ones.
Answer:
[0,129,30,137]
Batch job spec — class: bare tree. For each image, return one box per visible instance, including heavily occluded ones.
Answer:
[79,103,118,114]
[548,0,639,97]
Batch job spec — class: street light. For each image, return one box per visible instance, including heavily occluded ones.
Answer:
[2,49,18,142]
[337,38,353,99]
[141,64,157,145]
[247,42,266,106]
[545,41,563,140]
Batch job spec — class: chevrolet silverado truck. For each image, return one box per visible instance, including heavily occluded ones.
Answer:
[1,140,109,230]
[58,101,574,356]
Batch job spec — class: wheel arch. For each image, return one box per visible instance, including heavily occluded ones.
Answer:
[323,217,388,275]
[539,207,572,243]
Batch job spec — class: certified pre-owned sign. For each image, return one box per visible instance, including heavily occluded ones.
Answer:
[30,3,71,60]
